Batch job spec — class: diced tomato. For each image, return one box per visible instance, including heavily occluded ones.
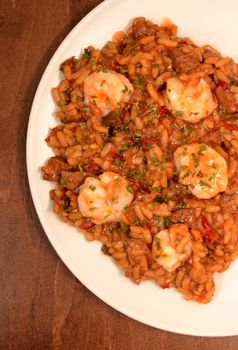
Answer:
[218,80,229,90]
[109,152,118,159]
[197,290,207,303]
[81,220,93,230]
[85,162,102,175]
[160,280,170,289]
[129,178,149,193]
[109,152,125,161]
[129,178,139,191]
[68,60,75,69]
[119,151,127,161]
[221,122,238,131]
[200,215,218,243]
[146,220,154,230]
[159,107,171,116]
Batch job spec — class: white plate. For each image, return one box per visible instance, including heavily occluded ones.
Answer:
[27,0,238,336]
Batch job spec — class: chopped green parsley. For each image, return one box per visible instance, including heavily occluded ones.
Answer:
[89,207,96,211]
[199,180,212,188]
[89,185,96,191]
[155,237,161,248]
[174,111,184,116]
[218,106,226,116]
[182,125,193,138]
[192,152,199,167]
[119,222,129,233]
[82,48,90,59]
[101,245,111,255]
[198,145,207,155]
[113,158,121,166]
[89,58,96,65]
[120,67,129,74]
[180,165,188,171]
[121,85,128,93]
[164,217,172,228]
[126,184,134,194]
[132,76,147,92]
[59,177,67,188]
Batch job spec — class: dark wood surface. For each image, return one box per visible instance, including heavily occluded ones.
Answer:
[1,1,238,349]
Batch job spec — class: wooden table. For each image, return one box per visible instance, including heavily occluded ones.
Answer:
[1,1,238,348]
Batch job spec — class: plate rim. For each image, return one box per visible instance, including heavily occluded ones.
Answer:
[26,0,238,337]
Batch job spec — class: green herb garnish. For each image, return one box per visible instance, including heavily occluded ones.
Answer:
[59,177,67,188]
[133,76,147,92]
[78,164,84,172]
[180,165,188,171]
[175,111,184,116]
[82,48,90,59]
[128,169,144,181]
[121,85,128,93]
[182,125,193,138]
[114,176,119,183]
[89,58,96,65]
[150,187,160,193]
[119,222,129,233]
[156,237,161,248]
[82,105,92,113]
[126,185,134,194]
[134,131,142,138]
[64,206,72,213]
[198,145,207,155]
[164,217,172,228]
[155,196,166,203]
[101,245,111,255]
[120,67,129,74]
[134,218,142,226]
[113,158,120,166]
[192,152,199,167]
[199,180,212,188]
[89,207,96,211]
[119,143,131,151]
[218,106,226,116]
[176,201,186,209]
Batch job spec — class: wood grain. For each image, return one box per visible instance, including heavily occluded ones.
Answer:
[0,1,238,349]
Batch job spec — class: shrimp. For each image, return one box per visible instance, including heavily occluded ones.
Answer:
[78,171,133,224]
[152,224,192,272]
[174,143,228,199]
[84,70,134,116]
[165,77,217,123]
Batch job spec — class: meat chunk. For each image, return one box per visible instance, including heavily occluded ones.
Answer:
[170,46,200,73]
[103,110,123,126]
[215,87,238,113]
[171,208,197,229]
[122,39,141,55]
[133,22,148,39]
[84,162,103,175]
[41,156,72,182]
[60,171,87,191]
[99,53,117,70]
